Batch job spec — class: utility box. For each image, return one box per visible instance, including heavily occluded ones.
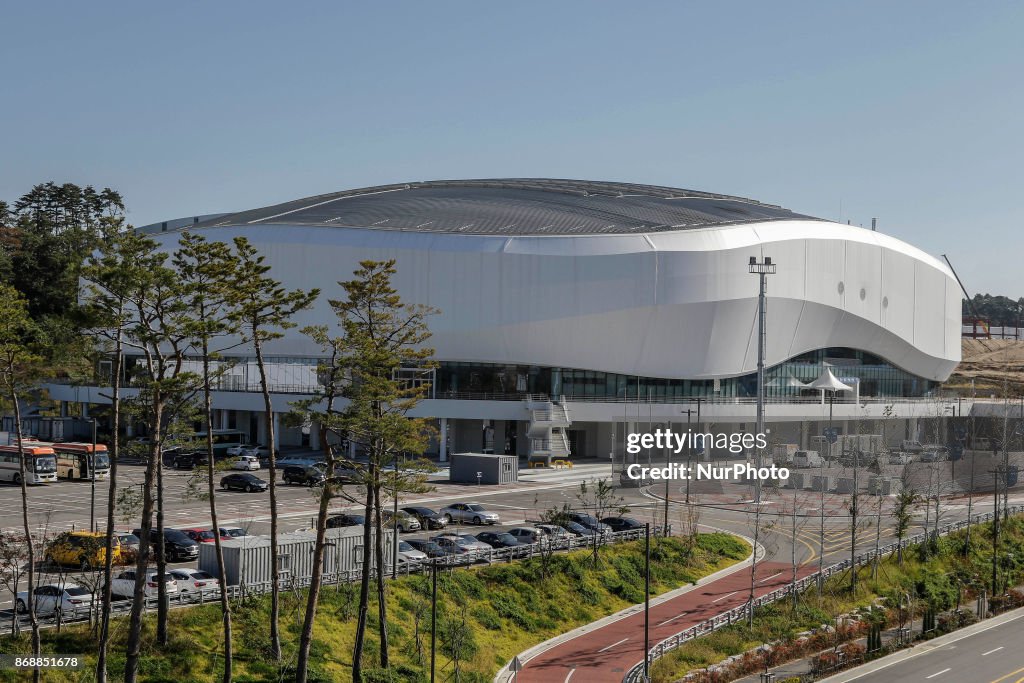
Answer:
[810,474,834,492]
[835,476,858,494]
[786,472,808,489]
[200,525,393,587]
[449,452,518,485]
[869,475,900,496]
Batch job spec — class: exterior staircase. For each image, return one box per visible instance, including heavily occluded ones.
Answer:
[525,395,572,465]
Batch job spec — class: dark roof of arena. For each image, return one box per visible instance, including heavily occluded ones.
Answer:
[193,178,821,236]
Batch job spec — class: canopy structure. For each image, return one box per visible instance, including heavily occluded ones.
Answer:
[807,367,853,392]
[767,375,809,389]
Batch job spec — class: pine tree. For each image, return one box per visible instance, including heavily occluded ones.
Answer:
[228,237,318,661]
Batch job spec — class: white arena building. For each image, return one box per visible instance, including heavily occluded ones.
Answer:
[51,179,963,461]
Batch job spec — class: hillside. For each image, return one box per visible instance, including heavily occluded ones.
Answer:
[945,338,1024,393]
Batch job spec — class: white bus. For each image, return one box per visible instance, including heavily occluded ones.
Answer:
[52,442,111,481]
[0,445,58,485]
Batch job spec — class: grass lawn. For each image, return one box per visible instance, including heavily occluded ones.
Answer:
[0,532,748,682]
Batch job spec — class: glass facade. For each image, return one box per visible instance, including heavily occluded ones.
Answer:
[118,347,937,400]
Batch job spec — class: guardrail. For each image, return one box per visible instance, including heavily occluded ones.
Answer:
[5,525,664,633]
[621,505,1024,683]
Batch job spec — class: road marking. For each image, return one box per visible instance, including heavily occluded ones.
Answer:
[759,571,783,583]
[564,668,576,682]
[597,638,628,653]
[990,665,1024,683]
[926,668,950,679]
[711,590,738,603]
[983,647,1004,656]
[657,611,688,626]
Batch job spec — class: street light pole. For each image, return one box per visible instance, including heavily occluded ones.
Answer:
[431,559,438,683]
[90,417,98,533]
[643,522,650,682]
[748,256,776,505]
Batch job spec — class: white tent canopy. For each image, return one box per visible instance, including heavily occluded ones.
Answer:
[767,375,809,389]
[807,368,853,393]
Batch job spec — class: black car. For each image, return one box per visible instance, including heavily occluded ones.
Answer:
[475,531,523,549]
[562,520,597,537]
[282,465,325,487]
[600,516,643,532]
[173,452,209,470]
[131,528,200,562]
[402,506,448,530]
[220,473,268,492]
[326,513,364,528]
[567,513,610,533]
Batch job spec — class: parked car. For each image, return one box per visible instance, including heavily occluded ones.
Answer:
[172,451,209,470]
[17,583,94,616]
[131,528,200,562]
[397,541,428,564]
[562,520,598,537]
[601,516,644,532]
[181,528,218,544]
[326,513,365,528]
[381,509,421,532]
[109,568,178,599]
[535,524,571,539]
[506,527,545,544]
[888,452,913,465]
[228,443,270,459]
[793,450,824,468]
[218,526,248,540]
[220,472,269,492]
[116,533,140,562]
[435,533,491,553]
[46,531,122,569]
[283,464,325,487]
[919,449,947,463]
[169,568,220,600]
[402,506,448,530]
[430,535,481,560]
[405,539,454,559]
[231,455,261,471]
[475,531,523,549]
[900,440,924,453]
[566,513,611,534]
[438,502,500,525]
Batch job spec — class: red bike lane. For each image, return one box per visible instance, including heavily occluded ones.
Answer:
[515,561,812,682]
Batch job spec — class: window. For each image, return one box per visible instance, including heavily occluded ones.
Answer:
[276,554,291,574]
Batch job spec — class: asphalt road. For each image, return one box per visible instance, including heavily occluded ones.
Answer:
[821,608,1024,683]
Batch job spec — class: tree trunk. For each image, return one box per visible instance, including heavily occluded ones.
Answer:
[202,346,233,682]
[252,337,281,660]
[12,388,40,683]
[352,474,376,683]
[373,480,389,667]
[156,438,168,645]
[96,335,123,683]
[124,400,161,683]
[295,450,336,683]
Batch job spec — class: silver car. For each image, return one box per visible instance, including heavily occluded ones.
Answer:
[16,583,93,616]
[434,533,492,553]
[438,502,500,525]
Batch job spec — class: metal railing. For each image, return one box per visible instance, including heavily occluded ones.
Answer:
[5,526,664,633]
[621,505,1024,683]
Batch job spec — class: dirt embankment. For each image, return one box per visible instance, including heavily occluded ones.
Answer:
[946,339,1024,393]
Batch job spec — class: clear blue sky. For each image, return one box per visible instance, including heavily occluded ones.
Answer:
[2,2,1021,296]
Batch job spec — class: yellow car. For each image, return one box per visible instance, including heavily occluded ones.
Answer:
[46,531,123,570]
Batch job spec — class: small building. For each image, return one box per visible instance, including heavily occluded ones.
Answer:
[449,452,518,485]
[200,525,394,587]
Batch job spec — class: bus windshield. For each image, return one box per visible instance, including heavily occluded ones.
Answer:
[94,454,111,470]
[33,456,57,473]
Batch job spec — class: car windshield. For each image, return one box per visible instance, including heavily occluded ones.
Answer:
[399,541,414,551]
[497,534,517,543]
[467,504,485,512]
[64,587,90,597]
[191,571,214,580]
[453,538,474,547]
[119,534,139,544]
[165,531,193,544]
[223,529,246,538]
[198,531,216,540]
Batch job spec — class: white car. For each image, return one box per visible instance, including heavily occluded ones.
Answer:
[16,583,93,616]
[109,569,178,599]
[507,527,545,544]
[218,526,249,540]
[438,502,500,525]
[169,568,221,600]
[397,540,428,564]
[434,533,492,553]
[232,455,261,471]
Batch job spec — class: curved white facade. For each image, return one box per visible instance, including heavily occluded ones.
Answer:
[158,218,960,383]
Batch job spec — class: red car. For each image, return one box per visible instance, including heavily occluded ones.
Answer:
[181,528,217,544]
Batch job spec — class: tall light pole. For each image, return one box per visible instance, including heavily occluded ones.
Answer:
[90,417,98,533]
[748,256,776,503]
